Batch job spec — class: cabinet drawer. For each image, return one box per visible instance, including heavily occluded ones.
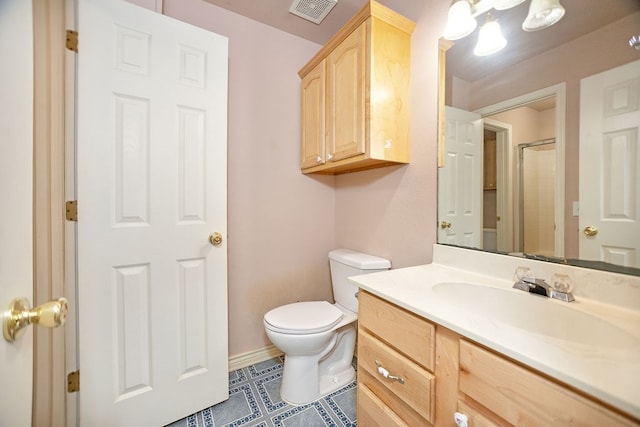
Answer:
[457,400,509,427]
[358,382,408,427]
[359,290,435,371]
[459,340,637,426]
[358,329,435,424]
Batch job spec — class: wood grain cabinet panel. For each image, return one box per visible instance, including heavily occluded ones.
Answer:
[358,330,435,424]
[459,339,637,427]
[298,1,414,175]
[359,290,435,371]
[357,382,409,427]
[356,290,640,427]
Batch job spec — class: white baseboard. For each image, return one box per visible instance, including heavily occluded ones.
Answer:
[228,345,284,372]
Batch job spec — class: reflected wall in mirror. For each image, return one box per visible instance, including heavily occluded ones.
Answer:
[438,0,640,274]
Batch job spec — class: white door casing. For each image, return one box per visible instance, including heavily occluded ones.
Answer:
[580,60,640,268]
[0,1,34,426]
[483,118,513,253]
[77,1,229,425]
[475,83,566,259]
[439,106,483,248]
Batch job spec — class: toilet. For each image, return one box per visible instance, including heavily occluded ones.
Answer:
[263,248,391,405]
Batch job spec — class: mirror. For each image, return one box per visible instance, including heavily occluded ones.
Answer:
[438,0,640,275]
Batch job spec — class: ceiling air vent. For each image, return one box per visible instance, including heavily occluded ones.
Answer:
[289,0,337,24]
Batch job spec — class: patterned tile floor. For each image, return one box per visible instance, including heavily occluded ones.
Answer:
[166,356,357,427]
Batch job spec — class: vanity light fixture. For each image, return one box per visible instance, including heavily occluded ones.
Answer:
[442,0,478,40]
[474,15,507,56]
[522,0,565,31]
[443,0,566,56]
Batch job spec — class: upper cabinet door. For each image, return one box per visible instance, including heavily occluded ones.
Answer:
[327,24,366,163]
[301,60,326,169]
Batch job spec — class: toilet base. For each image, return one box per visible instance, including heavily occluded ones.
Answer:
[279,325,356,406]
[318,365,355,398]
[280,362,355,406]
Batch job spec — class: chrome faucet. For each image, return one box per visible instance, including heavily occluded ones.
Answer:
[513,276,575,302]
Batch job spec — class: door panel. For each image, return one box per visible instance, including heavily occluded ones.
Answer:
[580,60,640,267]
[438,107,483,248]
[0,1,34,426]
[77,1,229,425]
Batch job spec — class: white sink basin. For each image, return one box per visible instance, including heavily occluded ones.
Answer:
[432,282,639,348]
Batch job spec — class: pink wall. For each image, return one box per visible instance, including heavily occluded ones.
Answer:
[334,1,448,268]
[128,0,448,357]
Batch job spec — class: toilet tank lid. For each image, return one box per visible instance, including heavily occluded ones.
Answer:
[329,249,391,270]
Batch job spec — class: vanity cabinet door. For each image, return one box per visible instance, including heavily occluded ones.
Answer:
[357,382,409,427]
[459,340,637,427]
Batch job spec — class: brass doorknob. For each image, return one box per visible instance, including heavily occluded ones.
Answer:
[3,297,68,342]
[209,232,223,247]
[440,221,452,229]
[583,226,598,237]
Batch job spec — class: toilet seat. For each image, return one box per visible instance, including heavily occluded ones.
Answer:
[264,301,344,335]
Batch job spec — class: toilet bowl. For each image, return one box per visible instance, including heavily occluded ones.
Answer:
[263,249,390,405]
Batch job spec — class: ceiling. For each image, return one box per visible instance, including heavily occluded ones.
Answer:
[201,0,639,81]
[201,0,378,45]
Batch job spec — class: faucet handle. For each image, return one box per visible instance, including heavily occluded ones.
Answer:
[514,266,534,282]
[549,273,573,293]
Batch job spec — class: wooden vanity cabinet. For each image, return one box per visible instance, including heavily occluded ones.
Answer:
[357,290,436,426]
[298,1,415,175]
[357,290,639,427]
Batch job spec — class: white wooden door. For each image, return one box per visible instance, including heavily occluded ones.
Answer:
[580,60,640,268]
[438,107,483,248]
[0,1,34,426]
[77,1,229,425]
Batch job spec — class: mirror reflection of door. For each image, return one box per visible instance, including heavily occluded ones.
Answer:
[443,96,559,256]
[580,59,640,268]
[438,106,483,248]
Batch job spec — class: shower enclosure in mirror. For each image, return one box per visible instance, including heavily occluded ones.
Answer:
[437,0,640,274]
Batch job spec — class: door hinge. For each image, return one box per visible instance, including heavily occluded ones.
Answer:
[67,370,80,393]
[66,200,78,221]
[66,30,78,52]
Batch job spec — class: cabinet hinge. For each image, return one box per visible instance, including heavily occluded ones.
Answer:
[67,370,80,393]
[66,200,78,221]
[66,30,78,52]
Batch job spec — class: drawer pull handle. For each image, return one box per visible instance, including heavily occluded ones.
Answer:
[374,360,405,384]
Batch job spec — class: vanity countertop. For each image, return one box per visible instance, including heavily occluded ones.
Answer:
[349,257,640,420]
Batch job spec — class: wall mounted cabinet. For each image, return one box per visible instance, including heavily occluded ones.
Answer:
[298,1,415,175]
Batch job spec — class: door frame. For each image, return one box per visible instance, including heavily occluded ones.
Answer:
[475,83,566,259]
[483,118,513,253]
[32,0,77,425]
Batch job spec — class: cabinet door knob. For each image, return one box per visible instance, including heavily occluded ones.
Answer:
[326,154,333,161]
[316,156,322,163]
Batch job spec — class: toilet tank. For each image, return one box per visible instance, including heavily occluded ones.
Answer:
[329,249,391,313]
